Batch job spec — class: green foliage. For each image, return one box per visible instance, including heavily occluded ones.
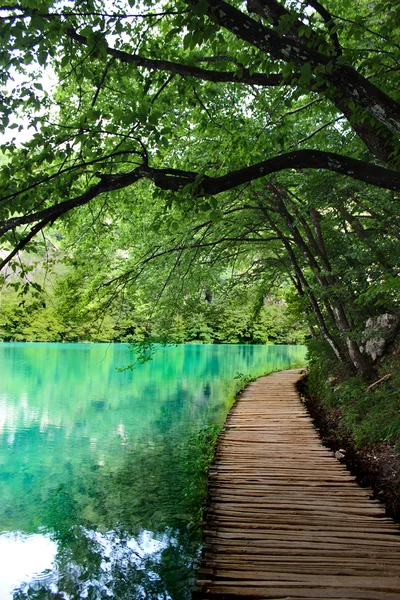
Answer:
[0,288,63,341]
[306,339,400,447]
[183,423,221,532]
[115,340,159,371]
[0,275,306,345]
[252,301,306,344]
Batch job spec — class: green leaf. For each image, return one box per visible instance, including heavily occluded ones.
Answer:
[191,28,204,49]
[209,197,218,209]
[80,26,93,37]
[148,113,160,126]
[30,15,46,32]
[300,62,312,84]
[183,33,192,51]
[209,210,222,222]
[192,0,208,16]
[282,62,294,79]
[37,51,48,66]
[325,61,333,74]
[87,109,101,121]
[182,183,193,194]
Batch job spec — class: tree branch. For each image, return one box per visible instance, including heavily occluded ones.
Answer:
[197,0,400,136]
[104,235,278,287]
[295,116,344,146]
[306,0,342,55]
[66,28,282,87]
[0,150,140,206]
[1,148,400,269]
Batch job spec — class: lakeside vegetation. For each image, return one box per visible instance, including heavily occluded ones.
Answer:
[301,340,400,522]
[306,341,400,447]
[0,274,307,344]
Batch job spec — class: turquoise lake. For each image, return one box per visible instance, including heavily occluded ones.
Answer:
[0,342,306,599]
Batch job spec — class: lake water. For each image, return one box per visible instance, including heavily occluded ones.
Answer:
[0,342,306,599]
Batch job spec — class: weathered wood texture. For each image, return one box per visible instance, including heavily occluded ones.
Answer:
[193,369,400,599]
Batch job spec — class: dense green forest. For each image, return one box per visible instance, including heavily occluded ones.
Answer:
[0,0,399,386]
[0,263,307,343]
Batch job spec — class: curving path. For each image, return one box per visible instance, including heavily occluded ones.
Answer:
[193,369,400,600]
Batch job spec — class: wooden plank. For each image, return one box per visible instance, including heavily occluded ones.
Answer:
[206,521,398,535]
[193,369,400,600]
[193,585,400,599]
[202,557,400,569]
[204,528,399,543]
[198,570,400,589]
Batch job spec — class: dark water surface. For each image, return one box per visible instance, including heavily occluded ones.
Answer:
[0,342,306,599]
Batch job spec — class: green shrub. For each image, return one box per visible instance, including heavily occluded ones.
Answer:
[305,340,400,448]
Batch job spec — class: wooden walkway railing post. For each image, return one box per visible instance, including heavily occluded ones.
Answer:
[193,369,400,600]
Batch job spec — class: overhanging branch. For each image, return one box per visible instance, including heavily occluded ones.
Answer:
[66,28,283,87]
[196,0,400,136]
[1,149,400,270]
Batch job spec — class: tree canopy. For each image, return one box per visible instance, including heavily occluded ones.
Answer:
[0,0,399,378]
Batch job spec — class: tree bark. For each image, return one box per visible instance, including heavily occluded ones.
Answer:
[262,184,375,377]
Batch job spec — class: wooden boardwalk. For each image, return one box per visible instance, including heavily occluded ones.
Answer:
[193,369,400,600]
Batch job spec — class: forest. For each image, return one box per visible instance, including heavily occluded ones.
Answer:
[0,277,307,344]
[0,0,399,423]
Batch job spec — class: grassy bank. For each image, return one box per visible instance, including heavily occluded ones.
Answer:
[300,341,400,520]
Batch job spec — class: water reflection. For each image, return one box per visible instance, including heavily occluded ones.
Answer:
[0,532,57,598]
[7,527,195,600]
[0,343,306,598]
